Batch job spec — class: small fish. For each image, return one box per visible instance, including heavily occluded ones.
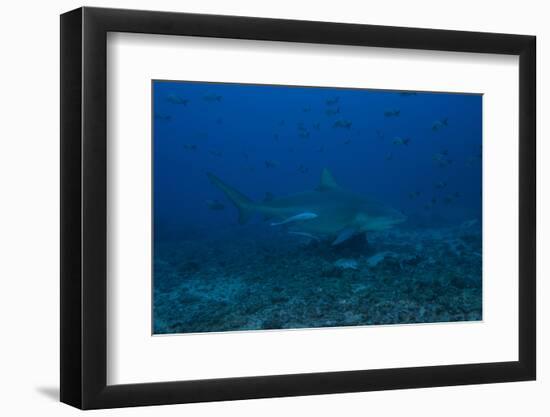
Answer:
[203,93,222,102]
[154,112,171,121]
[206,199,225,211]
[209,149,223,157]
[273,133,280,141]
[298,164,309,174]
[432,118,448,131]
[313,122,321,130]
[325,107,340,116]
[399,92,417,97]
[434,181,447,189]
[166,94,189,105]
[384,152,393,161]
[443,195,454,205]
[270,212,318,226]
[278,120,285,126]
[299,131,310,139]
[423,197,438,210]
[376,130,385,139]
[297,122,307,131]
[408,191,421,199]
[392,137,410,146]
[326,97,340,106]
[384,109,400,117]
[317,146,324,153]
[343,138,352,145]
[183,144,197,151]
[333,120,352,129]
[265,160,279,168]
[302,106,312,112]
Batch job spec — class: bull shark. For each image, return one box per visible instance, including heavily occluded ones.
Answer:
[207,168,406,245]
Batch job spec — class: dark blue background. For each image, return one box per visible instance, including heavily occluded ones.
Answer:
[153,81,481,241]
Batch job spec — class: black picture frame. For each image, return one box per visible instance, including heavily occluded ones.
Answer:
[60,6,536,410]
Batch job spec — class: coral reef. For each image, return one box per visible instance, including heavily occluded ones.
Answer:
[153,224,482,334]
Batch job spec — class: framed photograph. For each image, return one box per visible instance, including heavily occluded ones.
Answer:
[60,7,536,409]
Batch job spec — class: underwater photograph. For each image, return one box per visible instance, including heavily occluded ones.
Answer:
[152,80,482,335]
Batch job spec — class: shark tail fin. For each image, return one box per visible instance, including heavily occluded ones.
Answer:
[207,173,255,224]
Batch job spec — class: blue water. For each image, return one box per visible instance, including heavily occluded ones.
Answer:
[153,80,482,334]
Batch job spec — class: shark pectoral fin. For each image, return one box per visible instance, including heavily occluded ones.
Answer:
[332,227,357,246]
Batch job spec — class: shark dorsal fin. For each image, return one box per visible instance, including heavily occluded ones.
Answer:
[318,168,340,191]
